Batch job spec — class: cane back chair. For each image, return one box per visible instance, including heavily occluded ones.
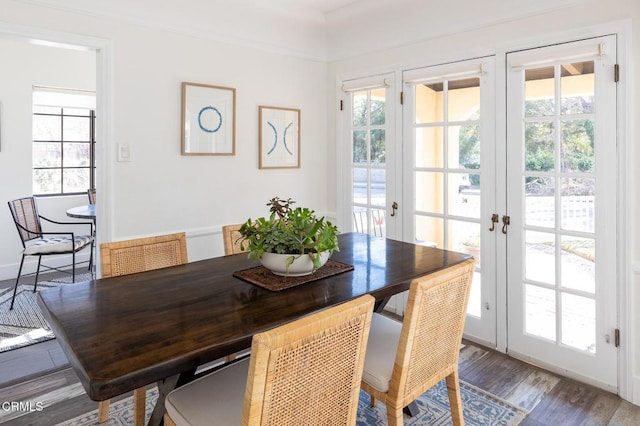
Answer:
[87,188,96,205]
[97,232,188,425]
[222,223,248,255]
[361,258,476,426]
[7,197,94,310]
[164,294,375,426]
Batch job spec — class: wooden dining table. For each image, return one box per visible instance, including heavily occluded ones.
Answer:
[37,232,471,425]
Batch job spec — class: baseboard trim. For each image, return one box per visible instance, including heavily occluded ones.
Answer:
[632,376,640,405]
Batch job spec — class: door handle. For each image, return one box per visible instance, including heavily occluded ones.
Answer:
[501,215,510,234]
[489,214,499,232]
[390,202,398,217]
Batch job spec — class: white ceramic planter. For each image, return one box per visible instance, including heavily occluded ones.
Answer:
[260,251,331,277]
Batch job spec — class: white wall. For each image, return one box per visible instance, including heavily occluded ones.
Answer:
[0,1,328,277]
[327,0,639,403]
[105,25,328,260]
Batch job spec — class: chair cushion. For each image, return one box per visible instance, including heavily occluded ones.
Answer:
[23,235,94,255]
[362,313,402,393]
[166,358,249,426]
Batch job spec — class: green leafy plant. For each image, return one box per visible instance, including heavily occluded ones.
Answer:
[238,197,339,269]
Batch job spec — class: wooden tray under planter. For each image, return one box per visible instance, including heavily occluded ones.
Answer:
[233,260,354,291]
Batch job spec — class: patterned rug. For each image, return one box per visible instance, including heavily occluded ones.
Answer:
[56,380,527,425]
[357,380,527,425]
[0,273,92,352]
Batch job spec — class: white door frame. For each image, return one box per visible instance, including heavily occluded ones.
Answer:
[494,23,633,400]
[505,35,618,391]
[400,56,498,346]
[334,20,632,401]
[0,23,114,278]
[336,72,400,240]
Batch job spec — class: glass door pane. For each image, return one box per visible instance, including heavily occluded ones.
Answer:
[522,62,596,351]
[413,77,483,308]
[506,36,617,389]
[351,87,388,237]
[404,57,496,345]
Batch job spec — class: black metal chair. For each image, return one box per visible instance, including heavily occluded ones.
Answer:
[87,188,96,205]
[7,197,94,310]
[86,188,97,246]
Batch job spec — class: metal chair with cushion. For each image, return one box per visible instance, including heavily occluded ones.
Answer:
[86,189,97,243]
[361,258,476,426]
[164,294,375,426]
[87,188,96,205]
[222,223,247,255]
[97,232,188,425]
[7,196,94,310]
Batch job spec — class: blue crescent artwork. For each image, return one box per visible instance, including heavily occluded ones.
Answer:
[198,106,223,133]
[267,121,294,155]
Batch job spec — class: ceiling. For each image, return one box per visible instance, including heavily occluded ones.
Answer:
[287,0,363,14]
[18,0,590,61]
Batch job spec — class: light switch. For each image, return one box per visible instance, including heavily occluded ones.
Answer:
[117,144,131,162]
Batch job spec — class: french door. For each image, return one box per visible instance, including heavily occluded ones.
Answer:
[341,73,399,241]
[341,73,406,313]
[339,35,618,389]
[506,36,618,390]
[402,58,497,345]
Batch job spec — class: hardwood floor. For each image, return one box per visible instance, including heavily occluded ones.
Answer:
[0,273,639,424]
[457,343,640,425]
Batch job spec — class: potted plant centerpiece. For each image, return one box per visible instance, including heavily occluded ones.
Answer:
[238,197,339,277]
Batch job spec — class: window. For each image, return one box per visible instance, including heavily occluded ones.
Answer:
[32,87,96,196]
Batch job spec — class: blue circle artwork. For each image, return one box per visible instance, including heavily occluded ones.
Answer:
[198,106,222,133]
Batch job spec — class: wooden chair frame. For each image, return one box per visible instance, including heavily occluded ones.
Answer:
[165,294,375,426]
[100,232,188,279]
[361,258,476,426]
[97,232,188,425]
[222,223,247,255]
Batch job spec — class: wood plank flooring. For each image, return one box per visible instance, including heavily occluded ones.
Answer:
[0,274,639,424]
[0,339,639,424]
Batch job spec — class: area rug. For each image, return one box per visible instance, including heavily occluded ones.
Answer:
[357,380,527,425]
[0,273,92,352]
[55,380,527,425]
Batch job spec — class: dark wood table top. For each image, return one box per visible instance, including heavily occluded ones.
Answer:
[37,232,470,402]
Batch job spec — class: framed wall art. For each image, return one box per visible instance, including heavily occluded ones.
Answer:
[181,82,236,155]
[259,105,300,169]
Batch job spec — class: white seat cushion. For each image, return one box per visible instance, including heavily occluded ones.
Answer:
[166,358,249,426]
[23,235,93,255]
[362,313,402,393]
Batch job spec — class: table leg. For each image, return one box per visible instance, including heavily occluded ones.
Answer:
[148,370,196,426]
[374,296,391,313]
[404,401,420,417]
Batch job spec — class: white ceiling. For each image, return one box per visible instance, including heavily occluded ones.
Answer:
[287,0,363,14]
[18,0,590,61]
